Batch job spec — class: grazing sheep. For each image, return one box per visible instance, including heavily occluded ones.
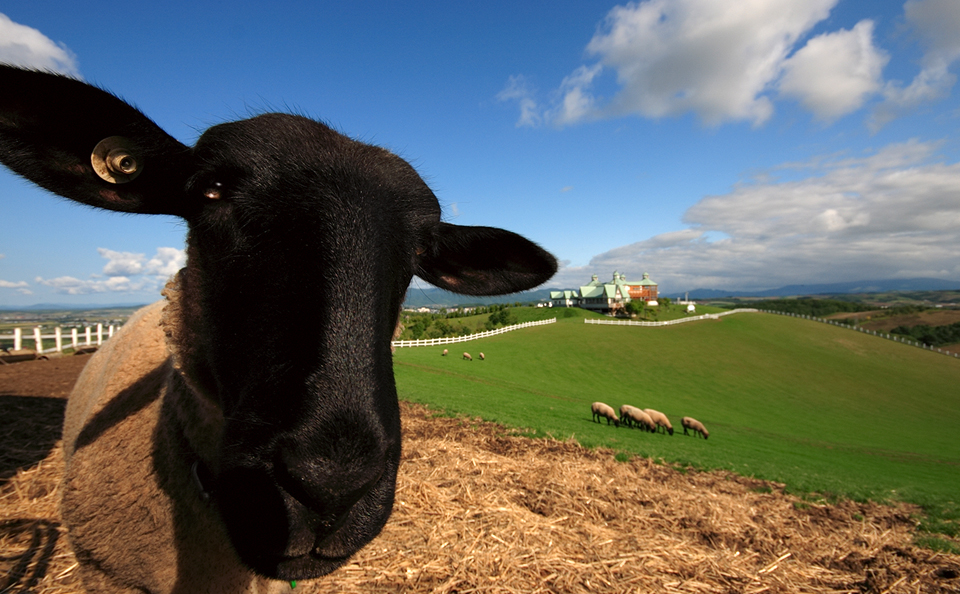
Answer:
[644,408,674,435]
[479,352,485,360]
[682,416,710,439]
[591,402,620,427]
[442,349,448,356]
[0,65,558,594]
[622,406,657,432]
[463,352,473,360]
[618,404,634,427]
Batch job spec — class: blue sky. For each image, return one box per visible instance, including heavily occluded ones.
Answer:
[1,0,959,306]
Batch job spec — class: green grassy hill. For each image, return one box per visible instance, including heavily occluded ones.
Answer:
[392,310,960,541]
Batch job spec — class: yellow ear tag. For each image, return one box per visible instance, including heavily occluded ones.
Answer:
[91,136,143,183]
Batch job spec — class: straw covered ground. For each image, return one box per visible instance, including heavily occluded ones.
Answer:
[2,356,958,593]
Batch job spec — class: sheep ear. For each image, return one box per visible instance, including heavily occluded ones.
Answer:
[418,222,557,296]
[0,66,193,216]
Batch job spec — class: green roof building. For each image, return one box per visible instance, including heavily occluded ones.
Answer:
[550,271,659,312]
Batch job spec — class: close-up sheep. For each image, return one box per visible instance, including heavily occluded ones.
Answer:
[591,401,620,427]
[0,65,557,594]
[682,416,710,439]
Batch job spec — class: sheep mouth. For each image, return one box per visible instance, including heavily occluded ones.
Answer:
[217,457,400,581]
[260,551,353,581]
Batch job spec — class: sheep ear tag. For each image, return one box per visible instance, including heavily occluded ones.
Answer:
[91,136,143,183]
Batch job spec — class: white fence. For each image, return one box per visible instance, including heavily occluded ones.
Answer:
[584,308,959,359]
[584,309,758,327]
[759,310,960,359]
[391,318,556,348]
[0,324,116,354]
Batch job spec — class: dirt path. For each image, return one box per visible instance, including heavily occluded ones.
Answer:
[2,357,958,593]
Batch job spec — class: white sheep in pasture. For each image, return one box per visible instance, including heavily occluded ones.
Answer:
[682,416,710,439]
[622,406,657,432]
[442,349,448,356]
[463,352,473,360]
[643,408,674,435]
[479,352,485,360]
[619,404,634,426]
[591,402,620,427]
[0,65,558,594]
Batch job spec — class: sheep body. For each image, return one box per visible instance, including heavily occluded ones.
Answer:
[621,406,656,432]
[591,402,619,427]
[463,352,472,360]
[618,404,634,427]
[62,298,282,593]
[643,408,674,435]
[442,349,448,356]
[479,352,485,360]
[682,416,710,439]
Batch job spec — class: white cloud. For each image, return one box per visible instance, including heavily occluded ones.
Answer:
[552,64,603,126]
[497,75,541,127]
[871,0,960,130]
[35,275,146,295]
[505,0,843,127]
[556,140,960,292]
[0,13,79,76]
[779,20,888,121]
[145,247,187,276]
[505,0,960,129]
[0,279,32,295]
[98,248,146,276]
[98,247,186,278]
[34,247,185,295]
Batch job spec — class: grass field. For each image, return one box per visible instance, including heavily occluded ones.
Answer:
[392,309,960,544]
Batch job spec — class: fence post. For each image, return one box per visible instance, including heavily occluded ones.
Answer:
[34,327,43,352]
[55,327,63,352]
[14,327,22,351]
[71,328,78,349]
[85,327,92,346]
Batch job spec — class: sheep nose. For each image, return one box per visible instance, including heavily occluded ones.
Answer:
[274,448,387,557]
[278,449,386,518]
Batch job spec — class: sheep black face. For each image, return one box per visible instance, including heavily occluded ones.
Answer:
[0,66,557,581]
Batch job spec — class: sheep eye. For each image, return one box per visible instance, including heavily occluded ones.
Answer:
[204,182,224,200]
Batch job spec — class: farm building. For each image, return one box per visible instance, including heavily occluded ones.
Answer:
[549,271,659,313]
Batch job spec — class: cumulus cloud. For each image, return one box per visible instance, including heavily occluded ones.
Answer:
[98,247,186,278]
[0,13,79,75]
[553,140,960,292]
[779,20,888,121]
[871,0,960,130]
[504,0,960,128]
[35,247,186,295]
[504,0,850,127]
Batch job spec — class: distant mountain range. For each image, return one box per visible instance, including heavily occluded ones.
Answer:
[402,277,960,308]
[4,278,959,312]
[402,288,555,309]
[667,278,960,300]
[0,302,149,311]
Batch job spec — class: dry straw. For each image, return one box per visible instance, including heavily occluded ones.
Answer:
[2,358,958,593]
